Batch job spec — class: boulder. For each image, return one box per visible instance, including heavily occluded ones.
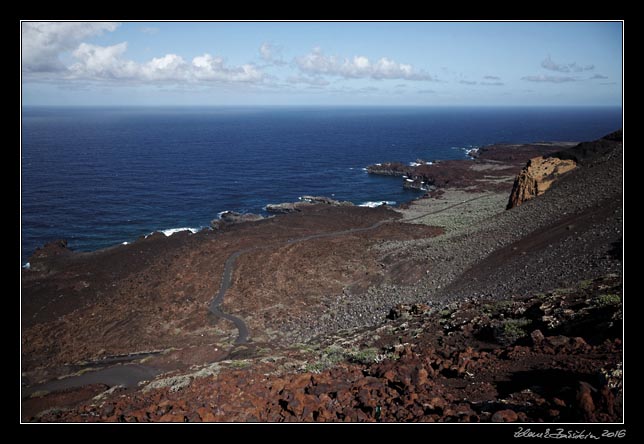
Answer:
[576,381,597,422]
[507,156,576,209]
[491,409,518,422]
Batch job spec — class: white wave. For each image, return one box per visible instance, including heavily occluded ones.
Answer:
[405,178,414,182]
[361,167,368,172]
[160,227,201,237]
[375,163,382,166]
[409,162,421,167]
[122,241,129,245]
[22,262,30,270]
[451,145,480,159]
[465,147,479,158]
[358,200,396,208]
[145,227,202,238]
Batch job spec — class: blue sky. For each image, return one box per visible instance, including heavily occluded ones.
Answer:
[21,21,622,106]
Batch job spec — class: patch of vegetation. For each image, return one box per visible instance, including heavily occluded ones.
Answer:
[28,390,49,399]
[292,343,317,354]
[498,318,532,343]
[304,345,346,373]
[229,360,251,369]
[439,309,454,318]
[348,347,380,365]
[553,287,576,295]
[482,300,516,315]
[594,294,621,307]
[304,345,386,373]
[255,347,272,356]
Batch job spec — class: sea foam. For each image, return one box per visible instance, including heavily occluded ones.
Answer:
[358,200,396,208]
[145,227,202,238]
[160,227,201,237]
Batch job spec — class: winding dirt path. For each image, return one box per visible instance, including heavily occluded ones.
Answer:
[209,195,490,344]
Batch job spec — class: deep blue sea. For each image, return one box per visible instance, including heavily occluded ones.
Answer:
[21,106,622,264]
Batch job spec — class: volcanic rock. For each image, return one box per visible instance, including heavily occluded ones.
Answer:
[265,196,353,214]
[507,156,576,209]
[210,211,265,230]
[491,409,518,422]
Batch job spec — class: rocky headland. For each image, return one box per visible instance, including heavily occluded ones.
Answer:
[265,195,354,214]
[21,131,623,423]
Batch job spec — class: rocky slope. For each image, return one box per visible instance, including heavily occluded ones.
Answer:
[21,131,623,423]
[30,274,622,422]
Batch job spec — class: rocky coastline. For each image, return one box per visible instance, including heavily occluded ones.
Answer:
[21,131,623,423]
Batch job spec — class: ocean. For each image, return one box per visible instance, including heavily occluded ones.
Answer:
[21,106,622,264]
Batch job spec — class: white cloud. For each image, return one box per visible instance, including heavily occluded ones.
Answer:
[483,75,501,80]
[38,41,265,84]
[541,55,594,73]
[142,54,189,81]
[459,80,477,85]
[22,22,119,72]
[295,47,432,81]
[259,42,286,66]
[590,74,608,80]
[70,42,138,80]
[521,74,578,83]
[192,54,263,82]
[22,22,265,86]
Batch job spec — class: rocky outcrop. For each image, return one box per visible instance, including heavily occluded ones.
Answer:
[265,196,353,214]
[28,239,72,272]
[365,162,409,176]
[210,211,265,230]
[264,202,302,214]
[506,156,576,209]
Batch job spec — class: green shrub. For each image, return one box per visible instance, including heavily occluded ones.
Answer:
[595,294,621,307]
[499,318,531,343]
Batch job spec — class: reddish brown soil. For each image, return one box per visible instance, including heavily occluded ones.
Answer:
[21,205,439,375]
[31,275,622,423]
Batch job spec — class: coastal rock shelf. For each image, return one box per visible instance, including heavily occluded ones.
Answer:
[265,195,354,214]
[366,142,578,194]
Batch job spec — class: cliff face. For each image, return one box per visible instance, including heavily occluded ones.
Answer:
[507,156,576,209]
